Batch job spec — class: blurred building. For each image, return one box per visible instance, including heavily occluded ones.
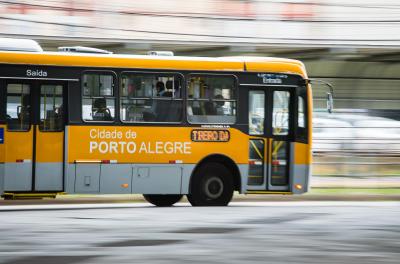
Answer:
[1,0,399,109]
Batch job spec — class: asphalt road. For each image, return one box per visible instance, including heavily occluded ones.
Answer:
[0,202,399,264]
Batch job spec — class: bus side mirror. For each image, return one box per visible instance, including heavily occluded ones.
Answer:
[307,78,334,114]
[327,92,333,113]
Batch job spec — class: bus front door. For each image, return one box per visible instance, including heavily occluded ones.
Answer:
[4,81,65,193]
[248,88,292,192]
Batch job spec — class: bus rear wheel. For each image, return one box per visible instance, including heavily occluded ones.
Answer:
[143,194,183,207]
[187,162,234,206]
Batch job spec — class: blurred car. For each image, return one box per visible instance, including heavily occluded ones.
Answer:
[352,118,400,153]
[312,112,400,154]
[312,113,353,153]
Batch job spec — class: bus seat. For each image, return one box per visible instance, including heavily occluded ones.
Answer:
[155,100,182,122]
[143,111,156,121]
[204,101,216,115]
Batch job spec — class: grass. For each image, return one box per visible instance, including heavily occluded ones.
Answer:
[58,189,400,200]
[309,188,400,195]
[58,188,400,198]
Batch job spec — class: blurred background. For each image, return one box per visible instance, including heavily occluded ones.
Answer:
[1,0,399,193]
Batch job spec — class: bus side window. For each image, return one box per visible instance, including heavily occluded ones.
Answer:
[298,96,305,128]
[187,75,237,124]
[39,84,63,131]
[296,86,308,142]
[120,72,183,123]
[6,83,31,131]
[82,73,115,122]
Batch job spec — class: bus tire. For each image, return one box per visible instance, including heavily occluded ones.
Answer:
[187,162,234,206]
[143,194,183,207]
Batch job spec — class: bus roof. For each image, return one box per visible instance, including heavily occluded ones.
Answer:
[0,50,307,78]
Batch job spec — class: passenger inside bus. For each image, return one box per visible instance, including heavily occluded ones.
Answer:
[164,80,174,97]
[203,94,225,115]
[7,93,31,130]
[55,104,64,129]
[17,94,31,123]
[92,98,113,121]
[156,81,166,96]
[154,80,181,122]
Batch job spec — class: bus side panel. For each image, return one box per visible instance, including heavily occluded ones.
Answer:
[132,165,182,194]
[34,126,64,191]
[290,142,312,194]
[4,129,33,191]
[64,125,248,195]
[101,164,132,194]
[67,126,248,164]
[75,163,100,193]
[64,125,190,195]
[238,164,248,193]
[65,162,247,195]
[180,164,196,194]
[64,163,75,194]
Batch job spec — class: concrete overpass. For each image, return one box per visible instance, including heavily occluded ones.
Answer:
[0,0,399,110]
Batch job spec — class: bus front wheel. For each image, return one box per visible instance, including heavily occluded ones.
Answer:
[143,194,183,207]
[187,162,234,206]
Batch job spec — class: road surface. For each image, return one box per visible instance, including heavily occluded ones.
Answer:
[0,202,399,264]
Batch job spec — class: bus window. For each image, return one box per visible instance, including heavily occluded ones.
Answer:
[271,140,289,186]
[6,84,31,131]
[249,90,265,135]
[298,96,305,128]
[39,85,63,131]
[187,75,236,124]
[120,73,183,123]
[272,91,290,136]
[82,73,115,122]
[296,86,308,142]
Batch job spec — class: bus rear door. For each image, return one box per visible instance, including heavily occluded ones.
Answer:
[3,80,65,193]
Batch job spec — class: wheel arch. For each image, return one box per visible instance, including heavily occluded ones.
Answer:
[189,154,242,193]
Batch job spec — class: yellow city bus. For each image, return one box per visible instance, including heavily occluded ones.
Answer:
[0,39,312,206]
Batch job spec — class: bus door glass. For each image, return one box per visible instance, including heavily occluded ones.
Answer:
[5,82,33,191]
[248,87,292,191]
[269,89,291,191]
[35,83,64,191]
[248,90,268,190]
[4,80,65,192]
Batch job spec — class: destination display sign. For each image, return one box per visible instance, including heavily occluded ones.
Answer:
[191,129,230,142]
[238,72,305,86]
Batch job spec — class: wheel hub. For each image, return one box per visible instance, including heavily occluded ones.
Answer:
[204,177,224,199]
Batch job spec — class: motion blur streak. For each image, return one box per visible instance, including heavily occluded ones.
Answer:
[0,0,400,45]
